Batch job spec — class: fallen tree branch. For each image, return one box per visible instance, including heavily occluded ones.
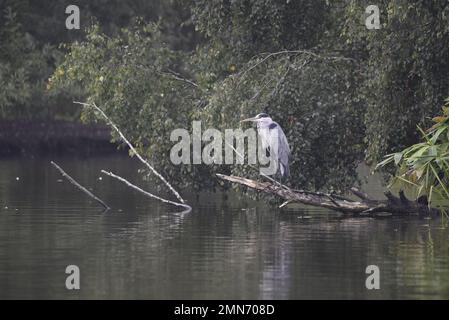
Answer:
[216,174,442,217]
[74,101,185,204]
[224,140,290,192]
[101,170,192,214]
[51,161,110,210]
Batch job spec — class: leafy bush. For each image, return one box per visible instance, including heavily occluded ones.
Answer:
[377,99,449,210]
[50,22,211,189]
[51,20,365,193]
[0,0,196,121]
[49,0,449,196]
[199,51,365,192]
[342,0,449,163]
[0,5,80,120]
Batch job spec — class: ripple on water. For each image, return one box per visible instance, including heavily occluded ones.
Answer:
[0,156,449,299]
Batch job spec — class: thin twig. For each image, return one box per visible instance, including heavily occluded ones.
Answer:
[164,68,201,89]
[271,59,310,99]
[350,187,372,201]
[250,59,307,103]
[73,101,185,204]
[101,170,192,214]
[134,63,203,92]
[237,49,355,82]
[249,77,276,102]
[51,161,110,210]
[279,200,292,208]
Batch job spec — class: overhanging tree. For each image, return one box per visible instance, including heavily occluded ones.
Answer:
[50,0,449,213]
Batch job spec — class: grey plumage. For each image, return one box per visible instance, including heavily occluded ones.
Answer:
[241,113,291,180]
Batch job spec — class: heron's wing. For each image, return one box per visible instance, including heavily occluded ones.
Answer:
[271,122,290,177]
[258,125,271,153]
[257,122,290,177]
[268,122,290,153]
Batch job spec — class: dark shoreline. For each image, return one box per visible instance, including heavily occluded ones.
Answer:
[0,120,124,157]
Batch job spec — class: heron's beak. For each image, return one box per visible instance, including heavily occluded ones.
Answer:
[240,117,258,123]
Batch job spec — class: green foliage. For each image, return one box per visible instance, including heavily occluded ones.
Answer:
[191,0,329,58]
[377,100,449,210]
[52,18,365,192]
[0,0,196,120]
[342,0,449,163]
[189,0,366,192]
[0,2,90,120]
[200,51,365,192]
[0,6,56,118]
[51,22,211,189]
[37,0,449,196]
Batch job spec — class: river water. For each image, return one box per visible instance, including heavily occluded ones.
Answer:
[0,155,448,299]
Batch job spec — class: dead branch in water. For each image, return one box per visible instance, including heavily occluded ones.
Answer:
[73,101,185,204]
[101,170,192,214]
[51,161,110,210]
[216,174,442,217]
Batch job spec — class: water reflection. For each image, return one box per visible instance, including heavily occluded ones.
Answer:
[0,156,448,299]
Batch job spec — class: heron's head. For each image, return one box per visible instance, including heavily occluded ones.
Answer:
[240,113,272,124]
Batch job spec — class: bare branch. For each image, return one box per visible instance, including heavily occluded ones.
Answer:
[350,187,372,201]
[238,49,355,82]
[163,68,202,90]
[73,101,185,204]
[51,161,109,210]
[279,200,292,208]
[128,63,202,92]
[101,170,192,214]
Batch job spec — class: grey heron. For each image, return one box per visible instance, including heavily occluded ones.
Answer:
[241,113,291,180]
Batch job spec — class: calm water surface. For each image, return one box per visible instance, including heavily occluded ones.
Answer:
[0,155,448,299]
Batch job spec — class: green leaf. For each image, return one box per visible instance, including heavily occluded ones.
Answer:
[393,152,403,165]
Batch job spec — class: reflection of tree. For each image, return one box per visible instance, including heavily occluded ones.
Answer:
[2,156,449,299]
[99,204,449,299]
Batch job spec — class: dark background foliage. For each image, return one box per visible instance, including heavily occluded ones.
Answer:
[1,0,448,194]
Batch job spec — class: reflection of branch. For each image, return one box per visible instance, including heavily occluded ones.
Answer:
[51,161,109,210]
[74,101,185,204]
[101,170,192,214]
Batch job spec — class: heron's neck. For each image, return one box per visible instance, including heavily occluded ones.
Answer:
[257,120,272,129]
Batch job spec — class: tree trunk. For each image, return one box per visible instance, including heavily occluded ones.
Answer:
[216,174,442,217]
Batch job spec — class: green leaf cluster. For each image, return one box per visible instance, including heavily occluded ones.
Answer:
[377,100,449,210]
